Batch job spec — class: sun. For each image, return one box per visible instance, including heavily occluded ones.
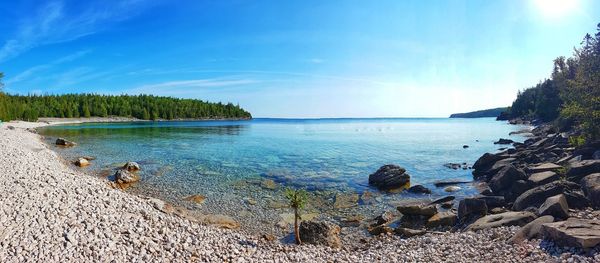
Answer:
[532,0,580,18]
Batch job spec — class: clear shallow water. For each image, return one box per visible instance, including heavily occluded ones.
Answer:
[39,118,528,232]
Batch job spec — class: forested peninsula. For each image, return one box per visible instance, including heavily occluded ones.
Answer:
[0,92,252,121]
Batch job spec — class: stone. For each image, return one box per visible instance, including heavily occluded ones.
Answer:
[426,211,457,228]
[74,158,90,167]
[368,164,410,189]
[397,204,437,217]
[467,211,536,231]
[394,227,426,237]
[373,211,396,226]
[199,214,240,229]
[494,138,514,145]
[429,196,455,205]
[567,160,600,182]
[538,194,569,219]
[260,179,277,190]
[55,138,76,147]
[148,198,174,214]
[542,218,600,249]
[473,195,506,209]
[123,162,141,171]
[444,186,461,192]
[114,170,140,184]
[183,194,206,204]
[489,165,526,193]
[527,163,562,173]
[368,225,394,235]
[563,190,590,209]
[458,198,487,223]
[508,215,554,243]
[580,173,600,208]
[299,221,342,248]
[463,145,469,148]
[434,180,471,187]
[512,181,580,211]
[407,185,431,194]
[333,193,359,209]
[528,171,559,185]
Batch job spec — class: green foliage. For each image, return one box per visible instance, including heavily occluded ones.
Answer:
[508,23,600,140]
[568,135,587,147]
[0,93,252,122]
[285,187,308,210]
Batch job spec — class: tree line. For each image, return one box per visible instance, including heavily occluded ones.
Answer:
[502,23,600,142]
[0,90,252,121]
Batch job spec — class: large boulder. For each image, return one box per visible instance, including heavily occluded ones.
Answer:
[472,153,509,174]
[299,221,342,248]
[467,211,536,231]
[567,160,600,182]
[542,218,600,249]
[458,198,487,223]
[114,170,140,184]
[489,165,526,193]
[581,173,600,208]
[512,181,579,211]
[123,161,141,172]
[368,165,410,189]
[537,194,569,219]
[528,171,559,185]
[508,215,554,244]
[473,195,506,209]
[55,138,76,147]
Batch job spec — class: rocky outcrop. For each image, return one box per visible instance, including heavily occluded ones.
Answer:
[512,181,580,211]
[537,194,569,219]
[467,211,536,231]
[123,161,141,172]
[567,160,600,182]
[542,218,600,248]
[508,215,554,243]
[458,198,487,223]
[368,165,410,189]
[581,173,600,208]
[55,138,76,147]
[299,221,342,248]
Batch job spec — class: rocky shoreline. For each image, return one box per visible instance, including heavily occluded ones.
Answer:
[0,120,598,262]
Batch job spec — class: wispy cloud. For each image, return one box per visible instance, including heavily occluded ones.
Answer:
[5,49,91,85]
[127,77,259,95]
[0,0,150,63]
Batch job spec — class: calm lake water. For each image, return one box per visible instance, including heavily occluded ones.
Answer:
[39,118,528,231]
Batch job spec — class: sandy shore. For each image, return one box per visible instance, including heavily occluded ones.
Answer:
[0,120,596,262]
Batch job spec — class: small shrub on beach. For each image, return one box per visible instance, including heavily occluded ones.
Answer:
[284,187,308,245]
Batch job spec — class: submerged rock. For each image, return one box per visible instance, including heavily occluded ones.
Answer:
[114,170,140,184]
[407,185,431,194]
[542,218,600,248]
[123,161,141,172]
[55,138,76,147]
[260,179,278,190]
[368,164,410,190]
[333,193,359,209]
[444,186,461,192]
[494,138,514,145]
[183,194,206,204]
[397,204,437,217]
[299,220,342,248]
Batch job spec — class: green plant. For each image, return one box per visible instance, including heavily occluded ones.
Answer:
[568,135,586,147]
[284,187,308,245]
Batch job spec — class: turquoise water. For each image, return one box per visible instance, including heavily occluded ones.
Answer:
[40,118,526,195]
[39,118,527,231]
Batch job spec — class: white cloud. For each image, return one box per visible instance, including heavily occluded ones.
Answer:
[127,78,259,95]
[5,49,91,85]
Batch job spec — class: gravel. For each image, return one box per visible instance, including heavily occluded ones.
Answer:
[0,121,597,262]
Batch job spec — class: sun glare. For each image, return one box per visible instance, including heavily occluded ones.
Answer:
[532,0,580,18]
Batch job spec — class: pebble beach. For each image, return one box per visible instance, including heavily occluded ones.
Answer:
[0,121,598,262]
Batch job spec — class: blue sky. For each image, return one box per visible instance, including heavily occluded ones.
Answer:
[0,0,598,118]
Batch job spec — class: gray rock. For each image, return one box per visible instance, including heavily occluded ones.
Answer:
[458,198,487,223]
[368,164,410,189]
[426,211,457,228]
[397,204,437,217]
[489,165,526,193]
[444,186,461,192]
[537,194,569,219]
[394,227,426,237]
[494,138,514,145]
[567,160,600,182]
[528,171,559,185]
[373,211,396,226]
[512,181,579,211]
[508,215,555,243]
[114,170,140,184]
[473,195,506,209]
[55,138,76,147]
[123,162,141,172]
[542,218,600,248]
[527,163,562,174]
[580,173,600,208]
[429,196,455,205]
[467,211,536,231]
[298,221,342,248]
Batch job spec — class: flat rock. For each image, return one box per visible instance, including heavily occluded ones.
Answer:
[407,185,431,194]
[467,211,536,231]
[542,218,600,248]
[527,163,562,173]
[567,160,600,182]
[394,227,426,237]
[528,171,559,185]
[538,194,569,219]
[426,211,457,228]
[509,215,554,243]
[397,204,437,217]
